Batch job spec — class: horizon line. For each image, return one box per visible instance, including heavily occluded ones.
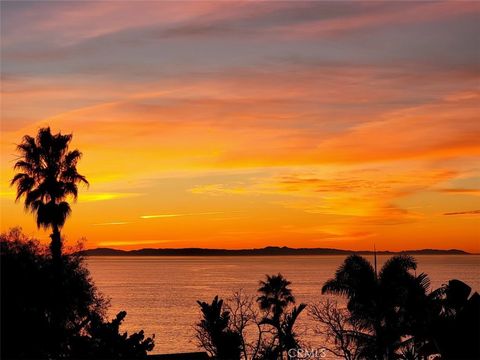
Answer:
[77,246,476,255]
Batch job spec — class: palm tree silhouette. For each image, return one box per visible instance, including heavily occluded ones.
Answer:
[258,273,295,323]
[11,127,88,260]
[427,279,480,359]
[322,254,430,360]
[257,273,297,358]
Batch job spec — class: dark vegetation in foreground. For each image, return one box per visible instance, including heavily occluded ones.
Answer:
[196,256,480,360]
[1,228,154,359]
[3,128,479,359]
[2,227,479,360]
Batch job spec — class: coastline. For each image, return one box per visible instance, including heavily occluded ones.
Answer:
[79,246,472,256]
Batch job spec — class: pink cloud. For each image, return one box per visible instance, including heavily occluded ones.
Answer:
[274,1,480,38]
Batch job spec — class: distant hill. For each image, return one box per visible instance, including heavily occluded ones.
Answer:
[77,246,471,256]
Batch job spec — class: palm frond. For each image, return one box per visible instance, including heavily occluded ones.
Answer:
[63,182,79,200]
[76,174,89,186]
[37,127,53,152]
[381,255,417,275]
[415,272,431,292]
[322,255,376,297]
[11,172,30,186]
[283,303,307,332]
[65,149,82,166]
[13,160,35,174]
[321,278,353,296]
[11,174,35,201]
[16,135,37,156]
[24,188,44,208]
[56,201,72,227]
[35,202,51,229]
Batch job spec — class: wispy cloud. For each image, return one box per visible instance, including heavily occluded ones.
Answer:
[0,190,140,203]
[443,210,480,216]
[92,212,226,225]
[189,184,248,196]
[437,189,480,196]
[275,1,479,39]
[92,221,130,226]
[140,212,224,219]
[80,192,141,202]
[0,191,16,199]
[188,168,454,224]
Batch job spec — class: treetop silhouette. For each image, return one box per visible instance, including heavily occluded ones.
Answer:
[11,127,88,259]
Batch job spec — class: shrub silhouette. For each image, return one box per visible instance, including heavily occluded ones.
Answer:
[0,228,154,359]
[71,311,155,359]
[196,295,243,360]
[427,279,480,359]
[196,275,305,360]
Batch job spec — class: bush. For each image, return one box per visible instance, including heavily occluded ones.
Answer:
[71,311,154,359]
[0,227,154,359]
[196,296,243,360]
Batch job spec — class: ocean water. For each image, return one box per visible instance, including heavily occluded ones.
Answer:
[86,255,480,354]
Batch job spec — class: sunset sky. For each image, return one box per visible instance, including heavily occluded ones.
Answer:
[1,1,479,252]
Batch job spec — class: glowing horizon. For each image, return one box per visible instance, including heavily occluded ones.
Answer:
[1,1,479,252]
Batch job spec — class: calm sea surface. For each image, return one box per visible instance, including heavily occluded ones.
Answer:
[86,255,480,354]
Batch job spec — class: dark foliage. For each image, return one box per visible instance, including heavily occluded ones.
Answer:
[320,254,480,360]
[196,296,243,360]
[257,274,306,358]
[196,275,306,360]
[321,254,431,359]
[257,274,295,324]
[0,228,154,359]
[71,311,155,359]
[427,280,480,360]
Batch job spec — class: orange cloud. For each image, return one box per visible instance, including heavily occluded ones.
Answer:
[314,95,480,164]
[443,210,480,216]
[188,167,456,226]
[92,222,130,226]
[140,212,224,219]
[437,189,480,196]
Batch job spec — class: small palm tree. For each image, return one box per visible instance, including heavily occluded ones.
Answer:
[258,273,295,323]
[11,127,88,260]
[322,254,430,360]
[196,296,242,360]
[258,274,297,358]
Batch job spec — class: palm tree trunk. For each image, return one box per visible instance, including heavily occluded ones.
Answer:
[275,319,283,360]
[49,224,65,355]
[50,224,62,260]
